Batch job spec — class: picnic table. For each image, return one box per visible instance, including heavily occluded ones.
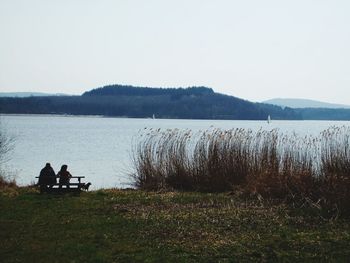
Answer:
[36,176,88,194]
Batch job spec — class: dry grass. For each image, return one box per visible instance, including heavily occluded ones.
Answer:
[0,175,17,188]
[132,126,350,216]
[0,172,18,197]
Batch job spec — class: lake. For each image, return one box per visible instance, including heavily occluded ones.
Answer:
[1,114,350,189]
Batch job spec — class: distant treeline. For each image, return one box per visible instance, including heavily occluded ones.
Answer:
[83,85,214,97]
[1,84,350,120]
[294,108,350,121]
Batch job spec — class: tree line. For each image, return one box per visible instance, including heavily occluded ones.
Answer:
[1,85,350,120]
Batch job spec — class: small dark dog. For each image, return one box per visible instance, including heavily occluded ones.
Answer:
[81,182,91,191]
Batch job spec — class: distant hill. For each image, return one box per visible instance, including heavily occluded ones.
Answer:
[0,92,69,97]
[263,98,350,109]
[2,85,350,120]
[0,85,299,120]
[83,85,214,97]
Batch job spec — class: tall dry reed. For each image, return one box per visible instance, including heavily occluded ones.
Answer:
[132,126,350,215]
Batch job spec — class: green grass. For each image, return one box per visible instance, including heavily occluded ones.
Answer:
[1,187,350,262]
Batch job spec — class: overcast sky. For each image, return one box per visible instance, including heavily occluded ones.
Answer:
[1,0,350,104]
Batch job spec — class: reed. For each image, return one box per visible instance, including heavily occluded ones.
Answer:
[319,126,350,214]
[132,126,350,215]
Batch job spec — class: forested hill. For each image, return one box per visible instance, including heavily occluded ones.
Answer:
[83,85,214,97]
[0,85,302,120]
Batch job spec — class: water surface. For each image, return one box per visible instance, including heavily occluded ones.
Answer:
[1,114,349,189]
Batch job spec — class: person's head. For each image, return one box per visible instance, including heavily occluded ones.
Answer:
[60,164,68,172]
[45,163,51,168]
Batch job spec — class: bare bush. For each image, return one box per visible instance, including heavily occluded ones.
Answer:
[0,119,16,187]
[0,120,15,165]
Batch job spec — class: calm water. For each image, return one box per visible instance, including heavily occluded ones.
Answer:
[1,114,350,189]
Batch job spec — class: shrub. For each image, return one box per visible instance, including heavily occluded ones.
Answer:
[0,119,17,190]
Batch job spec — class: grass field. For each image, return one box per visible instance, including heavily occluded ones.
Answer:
[1,187,350,262]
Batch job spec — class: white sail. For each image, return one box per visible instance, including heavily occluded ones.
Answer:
[267,115,271,123]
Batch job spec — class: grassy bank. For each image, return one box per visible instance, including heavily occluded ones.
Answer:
[1,187,350,262]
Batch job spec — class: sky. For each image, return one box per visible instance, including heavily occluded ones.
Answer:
[1,0,350,104]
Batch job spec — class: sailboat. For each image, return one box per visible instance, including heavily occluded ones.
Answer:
[267,115,271,124]
[152,114,155,119]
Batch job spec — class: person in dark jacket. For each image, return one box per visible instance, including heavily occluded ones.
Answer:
[38,163,57,191]
[57,164,72,188]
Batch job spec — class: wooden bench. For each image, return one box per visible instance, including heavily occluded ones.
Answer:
[35,176,88,194]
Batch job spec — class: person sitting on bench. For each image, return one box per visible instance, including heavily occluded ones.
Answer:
[57,164,72,188]
[38,163,57,190]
